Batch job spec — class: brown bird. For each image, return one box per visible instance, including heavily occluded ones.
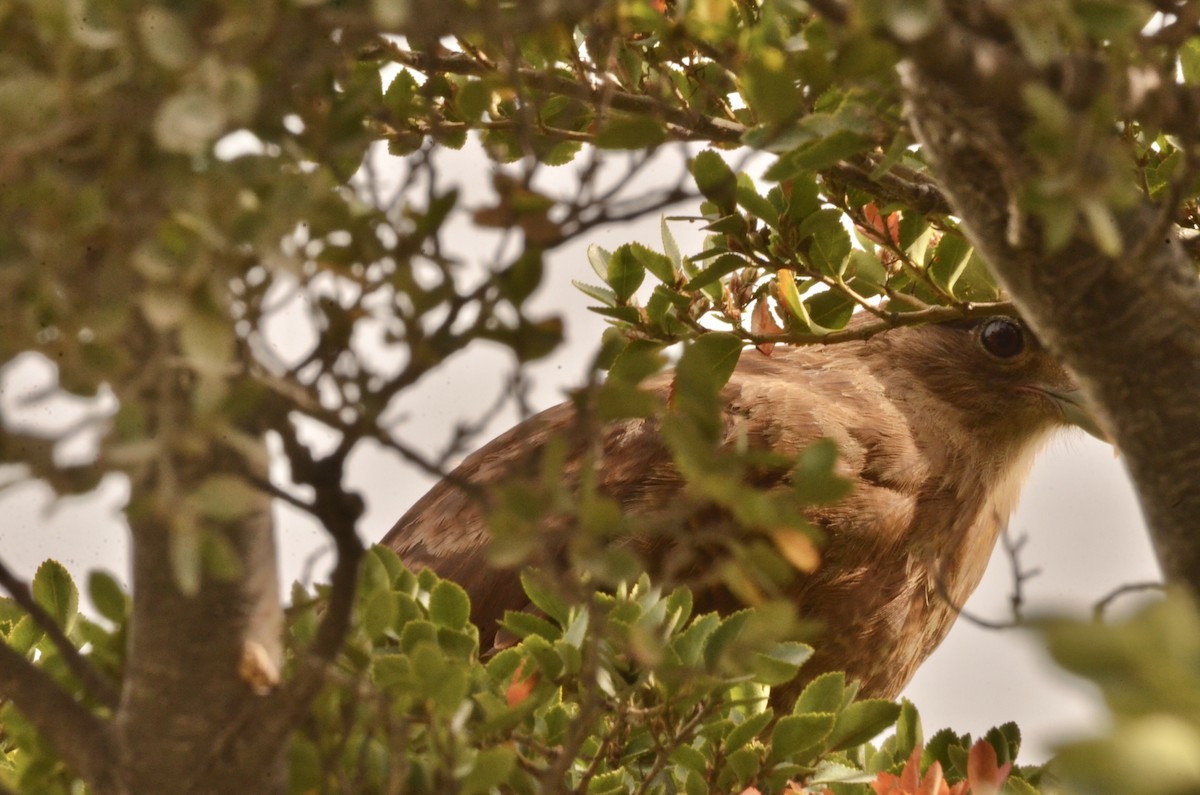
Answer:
[382,315,1103,700]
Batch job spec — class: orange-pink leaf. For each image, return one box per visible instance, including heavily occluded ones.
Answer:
[966,740,1012,795]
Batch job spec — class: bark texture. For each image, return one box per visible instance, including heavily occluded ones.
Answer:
[900,22,1200,593]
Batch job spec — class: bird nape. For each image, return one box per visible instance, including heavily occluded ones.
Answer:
[381,315,1104,703]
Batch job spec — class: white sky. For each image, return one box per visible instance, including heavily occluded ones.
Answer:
[0,140,1163,763]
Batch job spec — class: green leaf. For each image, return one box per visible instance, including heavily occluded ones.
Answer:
[428,580,471,629]
[985,721,1021,766]
[587,243,612,281]
[607,244,646,303]
[768,712,837,764]
[703,609,750,670]
[628,241,677,284]
[460,747,517,795]
[724,708,775,753]
[672,612,720,665]
[736,173,780,228]
[586,768,628,795]
[798,208,852,277]
[7,615,44,655]
[740,47,801,125]
[1184,39,1200,85]
[794,671,846,714]
[595,114,666,149]
[683,253,745,291]
[794,438,853,504]
[894,699,923,761]
[662,216,683,270]
[87,570,129,625]
[573,280,618,307]
[673,332,744,426]
[362,589,398,640]
[828,699,902,750]
[725,745,762,784]
[32,560,78,632]
[520,570,569,624]
[188,474,263,522]
[750,641,813,686]
[501,610,561,641]
[691,150,737,210]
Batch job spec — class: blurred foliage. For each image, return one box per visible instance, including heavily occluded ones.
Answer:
[0,555,1047,794]
[0,0,1197,791]
[1038,590,1200,795]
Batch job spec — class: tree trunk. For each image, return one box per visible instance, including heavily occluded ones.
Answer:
[899,27,1200,593]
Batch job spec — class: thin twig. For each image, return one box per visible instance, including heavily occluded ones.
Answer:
[1092,581,1165,621]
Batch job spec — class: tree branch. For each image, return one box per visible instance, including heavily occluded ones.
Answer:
[901,15,1200,594]
[0,643,117,791]
[373,43,747,145]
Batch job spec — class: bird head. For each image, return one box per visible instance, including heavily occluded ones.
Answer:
[877,315,1108,444]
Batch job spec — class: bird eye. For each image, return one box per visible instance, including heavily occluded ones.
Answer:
[979,317,1026,359]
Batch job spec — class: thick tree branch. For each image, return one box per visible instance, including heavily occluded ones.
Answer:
[0,643,117,791]
[900,19,1200,593]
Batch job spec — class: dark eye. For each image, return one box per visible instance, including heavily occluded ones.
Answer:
[979,317,1026,359]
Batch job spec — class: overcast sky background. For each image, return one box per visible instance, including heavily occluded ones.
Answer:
[0,136,1164,763]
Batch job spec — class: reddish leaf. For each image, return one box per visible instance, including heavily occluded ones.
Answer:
[966,739,1011,795]
[751,297,783,355]
[506,659,539,707]
[861,202,901,246]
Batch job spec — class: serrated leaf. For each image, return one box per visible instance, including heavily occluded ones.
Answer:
[662,216,683,269]
[794,671,846,714]
[362,589,398,640]
[628,241,676,284]
[703,609,750,670]
[768,712,837,764]
[572,279,618,307]
[724,708,775,753]
[736,173,780,228]
[428,580,470,628]
[829,699,902,750]
[607,244,646,303]
[895,699,923,761]
[32,560,79,631]
[587,243,612,281]
[683,253,746,291]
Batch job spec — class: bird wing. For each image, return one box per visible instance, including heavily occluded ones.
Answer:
[383,346,933,648]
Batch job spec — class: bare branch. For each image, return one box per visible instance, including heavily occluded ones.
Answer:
[1092,581,1166,621]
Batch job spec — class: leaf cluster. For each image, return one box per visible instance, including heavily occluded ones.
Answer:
[2,556,1048,795]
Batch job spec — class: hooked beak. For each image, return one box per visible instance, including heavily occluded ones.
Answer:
[1037,386,1111,443]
